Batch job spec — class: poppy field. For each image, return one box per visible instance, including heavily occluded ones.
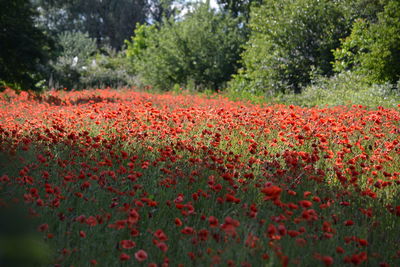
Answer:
[0,88,399,267]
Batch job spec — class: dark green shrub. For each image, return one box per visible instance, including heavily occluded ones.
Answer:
[275,71,400,108]
[80,47,137,89]
[0,0,54,91]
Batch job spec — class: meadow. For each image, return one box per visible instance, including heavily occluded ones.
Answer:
[0,88,399,266]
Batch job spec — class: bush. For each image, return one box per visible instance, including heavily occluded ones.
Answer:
[80,46,138,89]
[274,71,400,108]
[49,32,135,89]
[49,31,97,89]
[126,3,244,91]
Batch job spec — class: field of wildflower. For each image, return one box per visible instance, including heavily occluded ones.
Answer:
[0,88,399,267]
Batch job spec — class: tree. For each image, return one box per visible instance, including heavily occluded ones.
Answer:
[231,0,349,95]
[216,0,262,21]
[333,0,400,84]
[341,0,385,23]
[148,0,183,23]
[0,0,54,91]
[33,0,150,50]
[126,3,244,91]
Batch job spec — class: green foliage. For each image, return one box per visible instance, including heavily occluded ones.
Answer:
[58,31,98,64]
[125,24,157,61]
[274,71,400,108]
[79,47,137,89]
[148,0,183,23]
[126,4,244,91]
[0,0,54,91]
[33,0,150,50]
[50,31,97,89]
[227,71,400,108]
[50,31,135,89]
[217,0,262,21]
[340,0,385,23]
[333,0,400,84]
[230,0,349,95]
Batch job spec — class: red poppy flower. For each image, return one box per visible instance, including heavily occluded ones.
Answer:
[38,223,49,232]
[181,226,194,235]
[322,256,333,266]
[208,216,219,227]
[134,250,148,262]
[79,230,86,238]
[261,185,282,201]
[156,242,168,252]
[174,217,183,227]
[120,240,136,249]
[344,220,354,226]
[154,229,168,241]
[120,253,130,261]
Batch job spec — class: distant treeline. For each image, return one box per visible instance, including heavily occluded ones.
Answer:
[1,0,399,101]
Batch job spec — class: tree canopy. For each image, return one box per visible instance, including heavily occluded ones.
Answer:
[126,3,244,90]
[231,0,349,94]
[32,0,150,49]
[0,0,54,91]
[334,0,400,84]
[216,0,262,21]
